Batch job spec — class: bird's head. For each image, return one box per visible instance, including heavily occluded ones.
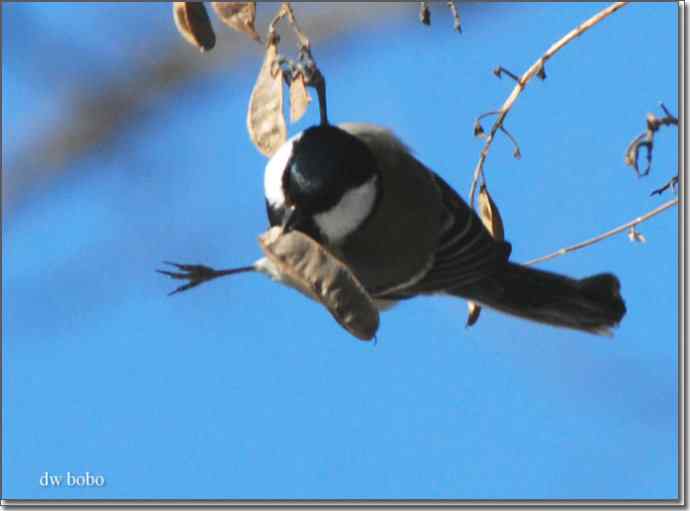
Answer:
[264,125,380,244]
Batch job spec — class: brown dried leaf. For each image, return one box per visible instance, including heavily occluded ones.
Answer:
[478,185,505,241]
[466,301,481,327]
[624,133,647,173]
[212,2,261,42]
[247,41,287,157]
[289,73,311,123]
[173,2,216,52]
[258,227,380,341]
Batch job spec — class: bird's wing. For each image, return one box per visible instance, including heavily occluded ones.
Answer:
[376,171,511,300]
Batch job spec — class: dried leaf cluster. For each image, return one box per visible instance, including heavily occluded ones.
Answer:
[173,2,324,157]
[247,2,324,156]
[173,2,259,51]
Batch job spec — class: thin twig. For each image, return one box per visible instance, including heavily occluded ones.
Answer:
[650,175,679,196]
[281,2,310,48]
[270,2,328,125]
[473,111,499,137]
[524,198,678,266]
[468,2,628,208]
[493,66,520,83]
[499,126,521,159]
[477,110,500,123]
[624,102,678,177]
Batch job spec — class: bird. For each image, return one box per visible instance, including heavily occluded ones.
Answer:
[161,122,626,335]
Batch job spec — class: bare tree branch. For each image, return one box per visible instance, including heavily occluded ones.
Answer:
[524,198,678,266]
[468,2,628,208]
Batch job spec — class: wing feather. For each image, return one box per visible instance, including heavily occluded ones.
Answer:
[376,172,510,300]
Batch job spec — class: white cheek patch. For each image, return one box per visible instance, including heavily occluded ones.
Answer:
[314,175,378,244]
[264,132,303,208]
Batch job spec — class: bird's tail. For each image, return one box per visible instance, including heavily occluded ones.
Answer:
[454,263,626,334]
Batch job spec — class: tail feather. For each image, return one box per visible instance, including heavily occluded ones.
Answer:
[454,263,626,334]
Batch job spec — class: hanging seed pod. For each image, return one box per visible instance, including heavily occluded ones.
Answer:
[466,301,481,327]
[289,72,311,123]
[247,39,287,157]
[258,227,379,341]
[478,184,505,240]
[212,2,261,42]
[172,2,216,52]
[467,184,506,327]
[473,119,485,138]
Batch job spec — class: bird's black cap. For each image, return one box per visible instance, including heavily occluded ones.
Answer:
[282,125,378,215]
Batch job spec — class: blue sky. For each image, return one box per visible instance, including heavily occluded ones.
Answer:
[2,2,679,501]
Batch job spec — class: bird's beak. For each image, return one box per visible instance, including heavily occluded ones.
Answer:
[282,206,303,233]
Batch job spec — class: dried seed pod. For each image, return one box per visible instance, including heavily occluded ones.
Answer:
[478,184,505,241]
[258,227,380,341]
[624,133,647,174]
[289,72,311,123]
[212,2,261,42]
[173,2,216,52]
[473,119,485,138]
[466,301,481,327]
[467,185,506,327]
[247,40,287,157]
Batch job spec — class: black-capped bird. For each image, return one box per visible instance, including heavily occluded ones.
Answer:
[162,123,626,335]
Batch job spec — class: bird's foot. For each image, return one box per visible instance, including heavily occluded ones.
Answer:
[158,261,233,295]
[158,261,257,295]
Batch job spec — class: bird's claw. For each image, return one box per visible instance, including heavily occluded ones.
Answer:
[157,261,221,295]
